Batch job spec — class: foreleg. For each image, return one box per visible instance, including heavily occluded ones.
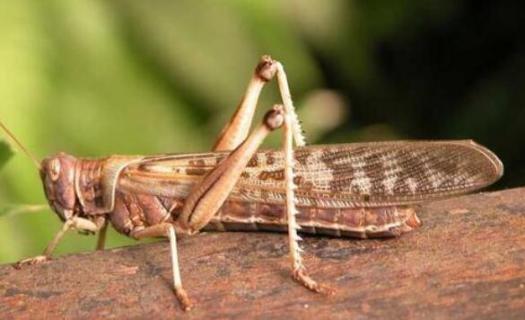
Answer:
[14,217,102,268]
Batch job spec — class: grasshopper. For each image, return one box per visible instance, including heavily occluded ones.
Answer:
[1,56,503,311]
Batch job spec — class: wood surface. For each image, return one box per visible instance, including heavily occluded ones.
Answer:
[1,188,524,319]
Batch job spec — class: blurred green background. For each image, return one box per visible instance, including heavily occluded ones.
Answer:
[0,0,524,263]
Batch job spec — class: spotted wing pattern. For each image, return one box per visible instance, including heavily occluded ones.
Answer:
[122,140,503,208]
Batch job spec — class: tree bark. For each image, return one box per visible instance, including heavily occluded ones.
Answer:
[1,188,524,319]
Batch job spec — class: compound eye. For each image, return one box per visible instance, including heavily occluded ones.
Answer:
[49,159,61,181]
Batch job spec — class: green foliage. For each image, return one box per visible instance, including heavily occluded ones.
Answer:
[0,141,13,171]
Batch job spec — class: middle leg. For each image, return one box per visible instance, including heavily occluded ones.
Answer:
[96,220,109,250]
[130,223,192,311]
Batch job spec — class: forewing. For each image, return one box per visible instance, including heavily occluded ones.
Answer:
[126,140,503,208]
[232,140,503,208]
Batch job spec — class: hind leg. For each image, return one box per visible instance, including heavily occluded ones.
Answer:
[213,55,305,151]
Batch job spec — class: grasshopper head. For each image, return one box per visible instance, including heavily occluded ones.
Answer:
[40,152,78,221]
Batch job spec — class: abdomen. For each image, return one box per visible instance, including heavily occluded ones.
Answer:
[205,200,422,238]
[108,191,421,238]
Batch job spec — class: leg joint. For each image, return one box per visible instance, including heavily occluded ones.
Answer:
[255,55,277,82]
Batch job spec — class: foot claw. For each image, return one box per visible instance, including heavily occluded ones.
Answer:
[292,269,335,295]
[175,288,193,311]
[13,255,49,269]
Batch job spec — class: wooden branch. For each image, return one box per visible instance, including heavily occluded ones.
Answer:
[1,188,524,319]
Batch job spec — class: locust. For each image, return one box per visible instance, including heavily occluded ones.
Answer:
[0,56,503,311]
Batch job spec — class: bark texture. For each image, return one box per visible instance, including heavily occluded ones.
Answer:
[1,188,524,319]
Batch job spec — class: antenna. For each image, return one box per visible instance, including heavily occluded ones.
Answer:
[0,120,41,170]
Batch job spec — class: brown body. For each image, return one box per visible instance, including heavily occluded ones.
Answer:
[111,192,421,239]
[17,56,504,311]
[59,141,502,240]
